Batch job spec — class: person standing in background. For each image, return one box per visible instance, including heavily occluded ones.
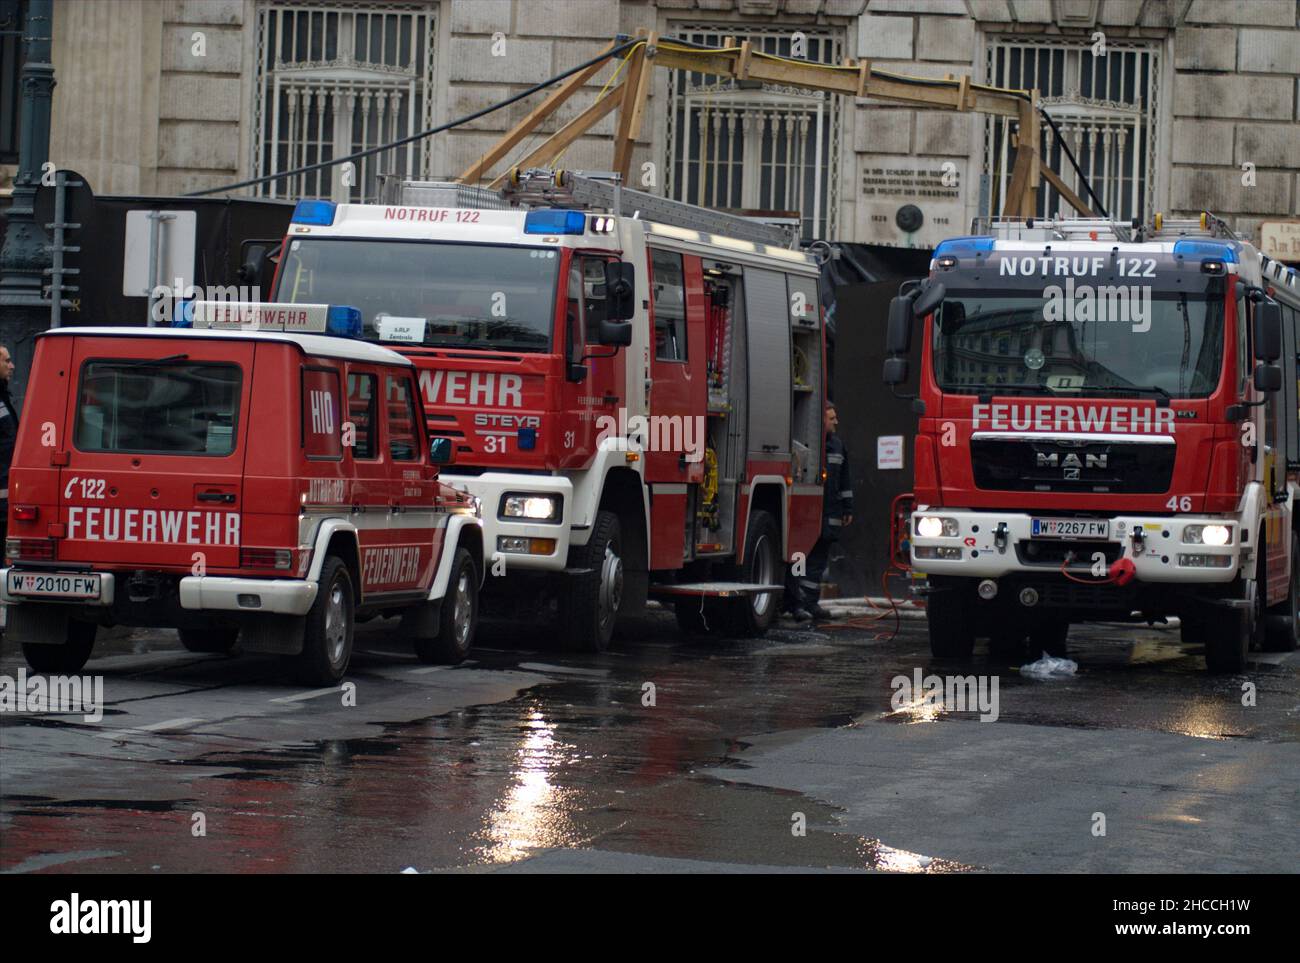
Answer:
[0,345,17,556]
[786,402,854,621]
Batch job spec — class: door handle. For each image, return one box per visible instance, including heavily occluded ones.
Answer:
[197,491,236,503]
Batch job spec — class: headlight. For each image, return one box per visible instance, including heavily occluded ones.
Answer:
[501,494,560,520]
[1183,524,1231,546]
[916,516,959,538]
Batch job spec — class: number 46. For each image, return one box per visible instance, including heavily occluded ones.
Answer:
[1166,495,1191,512]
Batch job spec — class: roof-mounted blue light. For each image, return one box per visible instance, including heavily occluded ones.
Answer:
[292,199,337,226]
[326,305,363,338]
[171,300,195,328]
[524,209,586,235]
[932,236,995,259]
[1173,239,1238,264]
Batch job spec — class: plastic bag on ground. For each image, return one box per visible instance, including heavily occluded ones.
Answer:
[1020,653,1078,679]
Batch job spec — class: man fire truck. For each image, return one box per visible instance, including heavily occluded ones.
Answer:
[257,170,827,649]
[884,213,1300,673]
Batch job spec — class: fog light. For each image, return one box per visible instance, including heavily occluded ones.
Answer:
[978,579,998,600]
[1019,587,1039,607]
[915,545,962,560]
[1178,553,1233,568]
[497,536,557,555]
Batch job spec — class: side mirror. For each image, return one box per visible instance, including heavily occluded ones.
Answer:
[1254,301,1282,362]
[429,436,456,465]
[604,261,636,321]
[597,318,632,347]
[237,240,279,296]
[885,296,913,355]
[1254,363,1282,393]
[883,356,910,386]
[912,280,946,319]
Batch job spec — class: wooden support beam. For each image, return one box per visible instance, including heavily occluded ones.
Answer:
[457,38,620,184]
[489,80,628,189]
[613,31,657,183]
[737,39,753,80]
[1040,165,1094,216]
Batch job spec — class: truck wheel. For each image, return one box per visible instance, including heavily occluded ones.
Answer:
[293,556,355,685]
[178,627,239,654]
[1029,619,1069,658]
[1203,607,1250,673]
[719,509,781,638]
[1263,533,1300,652]
[1179,617,1206,648]
[22,619,97,674]
[927,584,976,659]
[560,509,623,652]
[414,548,478,665]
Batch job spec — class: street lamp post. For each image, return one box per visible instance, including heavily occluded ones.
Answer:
[0,0,54,401]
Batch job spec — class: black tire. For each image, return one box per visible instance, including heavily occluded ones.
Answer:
[178,627,239,654]
[293,556,355,685]
[718,509,781,638]
[1204,606,1250,673]
[414,548,478,664]
[560,509,623,652]
[1028,619,1069,658]
[1263,533,1300,652]
[927,583,976,658]
[22,619,97,673]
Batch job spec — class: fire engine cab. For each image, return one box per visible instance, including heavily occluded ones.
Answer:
[885,213,1300,672]
[259,170,827,649]
[2,302,484,683]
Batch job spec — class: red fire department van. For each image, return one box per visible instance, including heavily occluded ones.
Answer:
[254,171,827,650]
[884,213,1300,672]
[1,302,484,683]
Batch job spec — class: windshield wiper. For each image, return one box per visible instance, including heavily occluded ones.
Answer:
[124,353,189,367]
[481,320,547,344]
[1064,384,1173,404]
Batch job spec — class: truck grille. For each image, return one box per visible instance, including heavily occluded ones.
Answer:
[971,437,1174,493]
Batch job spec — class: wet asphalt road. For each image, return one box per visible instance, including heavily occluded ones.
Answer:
[1,606,1297,874]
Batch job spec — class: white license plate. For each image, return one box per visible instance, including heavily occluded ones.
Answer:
[1030,518,1110,540]
[7,571,102,600]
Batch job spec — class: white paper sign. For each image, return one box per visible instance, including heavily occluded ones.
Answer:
[376,316,427,343]
[877,435,904,470]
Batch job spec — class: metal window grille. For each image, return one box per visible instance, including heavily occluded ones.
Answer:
[665,23,843,240]
[983,37,1161,223]
[253,2,437,202]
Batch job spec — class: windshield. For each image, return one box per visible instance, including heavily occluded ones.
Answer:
[931,288,1227,399]
[276,239,560,352]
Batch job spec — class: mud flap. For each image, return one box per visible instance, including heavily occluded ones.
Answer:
[241,613,307,654]
[400,600,442,639]
[4,605,71,645]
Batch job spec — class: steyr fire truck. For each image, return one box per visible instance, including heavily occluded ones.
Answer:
[255,170,827,649]
[884,213,1300,672]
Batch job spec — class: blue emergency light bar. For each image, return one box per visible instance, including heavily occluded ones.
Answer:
[524,209,586,235]
[1173,239,1239,264]
[292,199,338,226]
[326,305,363,338]
[932,236,995,259]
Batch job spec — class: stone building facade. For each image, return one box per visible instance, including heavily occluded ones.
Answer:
[10,0,1299,247]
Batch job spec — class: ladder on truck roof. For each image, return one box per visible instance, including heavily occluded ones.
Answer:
[970,210,1241,245]
[387,168,798,249]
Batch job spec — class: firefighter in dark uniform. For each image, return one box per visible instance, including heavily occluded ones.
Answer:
[787,402,854,621]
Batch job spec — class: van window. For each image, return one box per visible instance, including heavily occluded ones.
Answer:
[347,373,377,459]
[651,249,687,362]
[385,374,420,461]
[303,368,342,460]
[75,360,241,455]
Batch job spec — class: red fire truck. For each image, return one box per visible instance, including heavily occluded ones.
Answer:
[2,304,483,683]
[884,213,1300,672]
[259,170,827,649]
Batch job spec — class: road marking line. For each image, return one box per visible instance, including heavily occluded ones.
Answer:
[408,666,450,675]
[95,717,206,739]
[269,687,343,704]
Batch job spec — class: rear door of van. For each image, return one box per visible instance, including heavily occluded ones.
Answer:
[58,335,253,572]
